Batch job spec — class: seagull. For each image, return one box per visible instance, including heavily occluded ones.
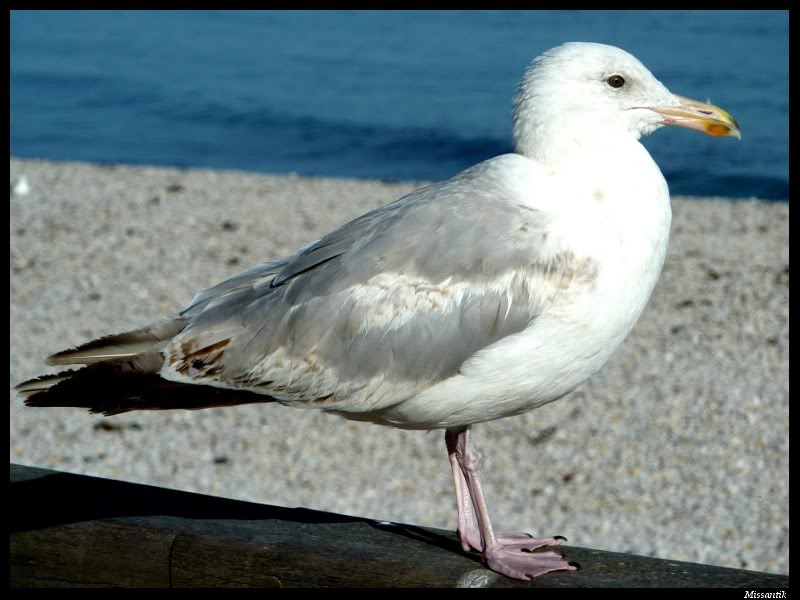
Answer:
[16,42,740,581]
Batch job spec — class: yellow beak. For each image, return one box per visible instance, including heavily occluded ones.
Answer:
[652,95,741,139]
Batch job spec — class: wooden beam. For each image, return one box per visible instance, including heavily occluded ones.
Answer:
[9,464,789,588]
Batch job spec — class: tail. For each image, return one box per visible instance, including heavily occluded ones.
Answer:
[16,318,274,416]
[45,318,188,366]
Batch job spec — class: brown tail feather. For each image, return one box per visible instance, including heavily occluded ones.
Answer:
[47,318,188,366]
[17,353,274,417]
[15,369,78,398]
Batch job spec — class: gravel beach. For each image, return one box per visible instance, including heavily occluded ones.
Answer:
[10,158,789,575]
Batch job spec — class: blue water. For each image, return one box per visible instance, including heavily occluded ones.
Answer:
[10,10,789,200]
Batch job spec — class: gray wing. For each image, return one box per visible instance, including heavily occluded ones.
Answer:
[181,259,288,317]
[163,156,592,416]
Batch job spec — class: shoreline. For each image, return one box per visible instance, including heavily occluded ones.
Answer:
[10,158,789,575]
[10,156,790,204]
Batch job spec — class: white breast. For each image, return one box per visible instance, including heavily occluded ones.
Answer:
[380,143,672,430]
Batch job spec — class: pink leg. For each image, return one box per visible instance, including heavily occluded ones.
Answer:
[445,427,578,580]
[447,430,483,552]
[446,430,547,553]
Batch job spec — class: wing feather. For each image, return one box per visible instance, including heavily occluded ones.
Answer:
[162,156,596,419]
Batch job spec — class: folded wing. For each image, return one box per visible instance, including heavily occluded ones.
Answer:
[163,157,591,419]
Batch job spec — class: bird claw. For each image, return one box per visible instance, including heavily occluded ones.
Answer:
[483,544,577,581]
[459,528,567,555]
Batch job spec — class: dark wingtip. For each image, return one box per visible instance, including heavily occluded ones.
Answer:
[45,350,68,365]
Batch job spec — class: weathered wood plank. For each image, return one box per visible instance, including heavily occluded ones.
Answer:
[11,520,174,588]
[9,464,790,588]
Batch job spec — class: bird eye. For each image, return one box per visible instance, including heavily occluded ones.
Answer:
[607,75,625,89]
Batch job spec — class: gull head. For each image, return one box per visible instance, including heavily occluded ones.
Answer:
[512,42,740,162]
